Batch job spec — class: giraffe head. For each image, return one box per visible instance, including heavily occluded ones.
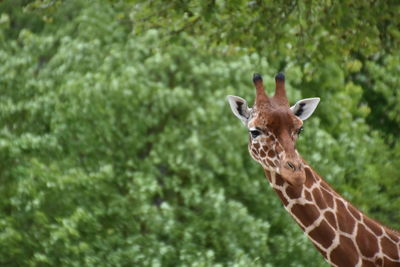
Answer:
[227,73,320,187]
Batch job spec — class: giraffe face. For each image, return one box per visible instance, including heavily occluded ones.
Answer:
[227,73,320,187]
[246,105,306,186]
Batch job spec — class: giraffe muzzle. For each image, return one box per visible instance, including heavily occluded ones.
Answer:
[281,160,306,186]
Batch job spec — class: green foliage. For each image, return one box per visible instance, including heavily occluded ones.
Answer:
[0,0,400,266]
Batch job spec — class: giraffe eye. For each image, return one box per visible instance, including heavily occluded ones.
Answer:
[250,129,262,139]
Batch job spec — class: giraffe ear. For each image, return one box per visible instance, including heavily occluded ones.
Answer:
[290,97,320,121]
[227,95,251,126]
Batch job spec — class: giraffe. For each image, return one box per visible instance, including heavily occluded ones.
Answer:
[227,73,400,267]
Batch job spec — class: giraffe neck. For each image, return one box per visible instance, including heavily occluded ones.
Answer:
[263,164,400,267]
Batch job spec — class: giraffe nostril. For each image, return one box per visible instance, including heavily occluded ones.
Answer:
[287,161,296,171]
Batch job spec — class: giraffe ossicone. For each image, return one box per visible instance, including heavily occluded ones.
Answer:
[227,73,400,267]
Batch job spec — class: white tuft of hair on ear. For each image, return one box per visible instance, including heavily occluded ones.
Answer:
[290,97,320,121]
[227,95,251,126]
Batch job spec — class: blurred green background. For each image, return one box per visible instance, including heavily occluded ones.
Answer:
[1,0,400,266]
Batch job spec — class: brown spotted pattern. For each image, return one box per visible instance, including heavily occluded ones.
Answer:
[249,130,286,174]
[262,166,400,267]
